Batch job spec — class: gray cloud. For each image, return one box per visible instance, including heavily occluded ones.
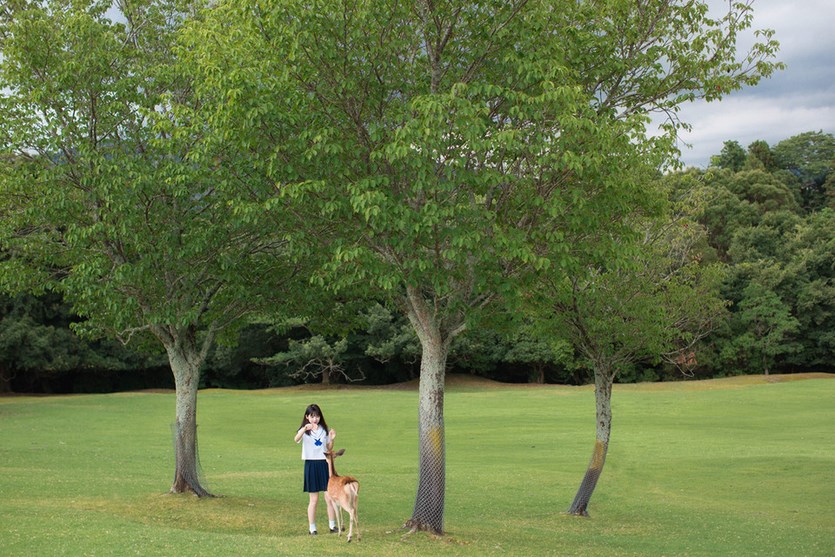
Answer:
[659,0,835,167]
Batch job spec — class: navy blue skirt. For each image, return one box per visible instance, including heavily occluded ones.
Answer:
[303,460,330,492]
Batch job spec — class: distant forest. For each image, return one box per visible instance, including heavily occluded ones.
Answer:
[1,131,832,393]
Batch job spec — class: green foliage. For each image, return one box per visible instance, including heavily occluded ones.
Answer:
[722,283,801,374]
[0,0,300,494]
[535,174,728,386]
[772,131,835,212]
[747,140,778,172]
[700,169,801,257]
[0,0,286,357]
[824,172,835,209]
[711,140,747,172]
[185,0,781,335]
[778,209,835,367]
[361,304,421,370]
[256,335,361,385]
[726,210,802,264]
[0,0,810,391]
[694,131,834,375]
[0,292,166,392]
[201,323,290,389]
[470,324,576,384]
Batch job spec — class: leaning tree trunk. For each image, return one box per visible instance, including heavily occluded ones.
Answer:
[567,367,613,516]
[163,331,214,497]
[403,287,452,535]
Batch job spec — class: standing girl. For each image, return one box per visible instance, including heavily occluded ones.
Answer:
[293,403,338,535]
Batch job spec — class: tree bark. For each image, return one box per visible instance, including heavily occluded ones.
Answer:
[405,334,448,534]
[162,328,214,497]
[567,368,613,516]
[403,287,452,535]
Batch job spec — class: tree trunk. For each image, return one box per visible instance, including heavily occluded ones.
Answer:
[567,368,613,516]
[405,331,448,535]
[403,287,452,535]
[163,331,214,497]
[530,363,545,384]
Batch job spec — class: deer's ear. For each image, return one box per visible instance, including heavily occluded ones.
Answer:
[336,448,346,456]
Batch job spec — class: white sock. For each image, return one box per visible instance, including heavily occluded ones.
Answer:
[309,523,317,533]
[329,520,336,529]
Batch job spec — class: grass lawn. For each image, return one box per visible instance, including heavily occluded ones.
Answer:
[1,373,833,556]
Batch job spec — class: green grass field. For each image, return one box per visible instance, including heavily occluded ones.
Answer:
[1,374,833,556]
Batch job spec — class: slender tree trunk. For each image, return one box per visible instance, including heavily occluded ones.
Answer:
[403,287,452,535]
[531,363,545,384]
[567,368,613,516]
[163,331,214,497]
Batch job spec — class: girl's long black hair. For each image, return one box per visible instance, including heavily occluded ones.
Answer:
[298,403,329,435]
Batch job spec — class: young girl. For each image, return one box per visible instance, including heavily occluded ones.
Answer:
[293,403,338,535]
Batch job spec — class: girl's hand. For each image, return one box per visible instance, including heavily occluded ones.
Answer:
[304,423,314,431]
[329,429,336,440]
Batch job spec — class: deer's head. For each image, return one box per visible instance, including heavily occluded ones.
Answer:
[324,448,346,460]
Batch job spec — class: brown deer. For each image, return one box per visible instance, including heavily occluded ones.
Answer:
[324,448,360,542]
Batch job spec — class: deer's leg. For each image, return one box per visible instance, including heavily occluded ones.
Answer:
[354,497,360,541]
[346,506,354,542]
[353,493,360,541]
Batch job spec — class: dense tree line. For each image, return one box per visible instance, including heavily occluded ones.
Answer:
[696,131,834,376]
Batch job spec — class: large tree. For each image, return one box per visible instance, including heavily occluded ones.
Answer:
[185,0,780,532]
[534,0,781,515]
[773,131,835,212]
[0,0,286,495]
[724,283,800,375]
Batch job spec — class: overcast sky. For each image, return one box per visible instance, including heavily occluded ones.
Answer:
[661,0,835,168]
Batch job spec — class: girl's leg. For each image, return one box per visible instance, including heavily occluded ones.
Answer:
[308,492,319,531]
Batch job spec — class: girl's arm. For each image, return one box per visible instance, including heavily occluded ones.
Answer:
[294,424,310,443]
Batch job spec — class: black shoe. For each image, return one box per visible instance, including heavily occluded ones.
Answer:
[309,530,317,536]
[329,528,339,534]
